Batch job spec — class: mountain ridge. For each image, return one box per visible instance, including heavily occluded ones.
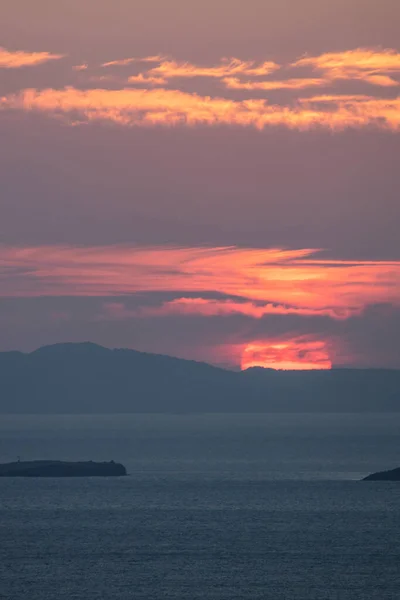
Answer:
[0,342,399,414]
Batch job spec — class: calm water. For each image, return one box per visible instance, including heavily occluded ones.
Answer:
[0,413,399,599]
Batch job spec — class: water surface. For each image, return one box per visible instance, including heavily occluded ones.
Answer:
[1,414,399,599]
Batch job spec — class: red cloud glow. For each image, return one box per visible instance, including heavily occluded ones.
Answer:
[241,337,332,370]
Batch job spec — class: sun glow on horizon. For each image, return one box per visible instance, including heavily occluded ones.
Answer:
[241,338,332,371]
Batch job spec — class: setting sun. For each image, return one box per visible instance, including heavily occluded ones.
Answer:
[241,337,332,371]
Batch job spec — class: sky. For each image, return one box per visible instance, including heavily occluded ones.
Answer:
[1,0,400,370]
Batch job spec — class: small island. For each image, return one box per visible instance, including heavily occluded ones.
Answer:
[0,460,127,477]
[362,466,400,481]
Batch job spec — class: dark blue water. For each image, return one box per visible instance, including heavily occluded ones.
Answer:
[1,414,399,599]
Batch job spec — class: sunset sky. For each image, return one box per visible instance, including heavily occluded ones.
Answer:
[1,0,400,369]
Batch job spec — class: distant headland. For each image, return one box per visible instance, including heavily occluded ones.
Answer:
[0,460,127,477]
[362,467,400,481]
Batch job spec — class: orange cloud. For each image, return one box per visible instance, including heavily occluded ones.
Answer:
[1,246,399,323]
[293,48,400,87]
[223,77,326,91]
[2,87,400,131]
[241,337,332,370]
[146,58,279,80]
[102,56,279,79]
[363,75,399,87]
[0,47,64,69]
[99,49,400,91]
[301,94,374,103]
[128,73,167,86]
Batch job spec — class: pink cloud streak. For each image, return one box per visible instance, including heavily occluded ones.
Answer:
[1,245,399,319]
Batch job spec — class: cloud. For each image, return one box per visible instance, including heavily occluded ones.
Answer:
[100,49,400,91]
[293,48,400,87]
[1,295,399,368]
[241,336,332,370]
[102,55,164,68]
[125,297,358,320]
[223,77,327,90]
[72,64,88,71]
[0,47,64,69]
[301,94,374,103]
[2,48,400,131]
[144,57,280,80]
[2,86,400,131]
[103,56,279,79]
[128,73,167,86]
[102,58,138,68]
[1,246,399,325]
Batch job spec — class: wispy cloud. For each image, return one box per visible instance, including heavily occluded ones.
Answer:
[128,73,168,86]
[223,77,326,91]
[145,58,280,80]
[2,48,399,131]
[122,297,358,320]
[1,246,399,320]
[0,47,64,69]
[2,87,399,131]
[101,49,400,90]
[293,48,400,87]
[102,55,165,68]
[103,56,279,80]
[102,57,137,68]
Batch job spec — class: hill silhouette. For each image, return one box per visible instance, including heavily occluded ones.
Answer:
[0,343,399,413]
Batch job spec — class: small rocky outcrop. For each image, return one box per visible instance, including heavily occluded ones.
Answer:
[0,460,127,477]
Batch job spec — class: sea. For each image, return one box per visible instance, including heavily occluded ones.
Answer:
[0,413,399,600]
